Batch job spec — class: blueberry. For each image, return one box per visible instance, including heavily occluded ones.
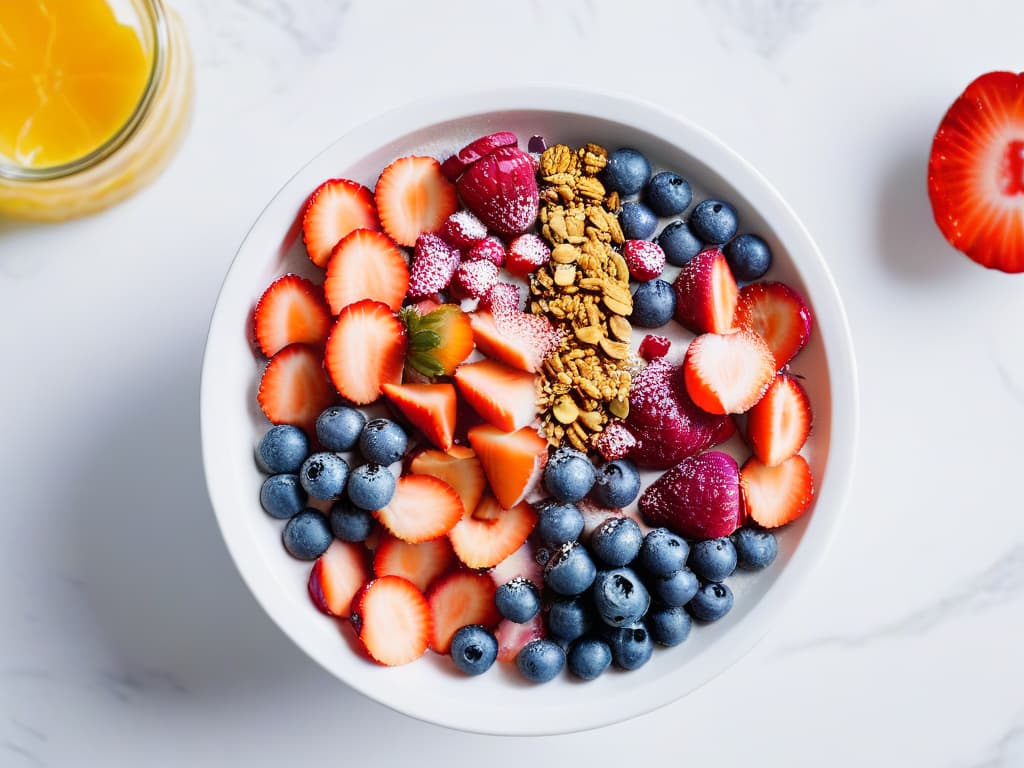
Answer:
[256,425,309,474]
[358,419,408,465]
[345,463,395,511]
[590,460,642,510]
[535,499,585,547]
[516,638,565,683]
[687,581,734,622]
[648,568,699,607]
[644,171,692,216]
[542,448,596,504]
[567,637,612,681]
[630,279,676,328]
[688,538,738,582]
[656,220,703,266]
[724,233,772,281]
[603,622,654,670]
[282,510,333,560]
[260,474,307,519]
[601,148,651,196]
[619,201,658,241]
[547,594,595,641]
[647,605,692,647]
[590,517,643,568]
[450,624,498,676]
[495,577,541,623]
[315,406,365,452]
[690,199,738,244]
[638,528,689,577]
[544,541,597,596]
[732,527,778,570]
[299,452,349,500]
[593,568,650,627]
[329,499,374,542]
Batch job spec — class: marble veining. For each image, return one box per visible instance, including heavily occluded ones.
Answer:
[698,0,826,58]
[963,718,1024,768]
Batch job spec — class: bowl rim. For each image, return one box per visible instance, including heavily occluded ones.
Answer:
[200,86,859,735]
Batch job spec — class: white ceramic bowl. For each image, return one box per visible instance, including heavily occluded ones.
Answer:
[201,88,858,736]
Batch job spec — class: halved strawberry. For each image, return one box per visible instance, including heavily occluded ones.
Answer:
[324,300,406,405]
[409,448,486,516]
[426,571,501,654]
[468,310,560,373]
[323,229,409,314]
[401,304,475,378]
[308,540,371,618]
[373,534,455,593]
[454,359,538,432]
[351,576,430,666]
[448,494,538,569]
[740,454,815,528]
[466,424,548,509]
[302,179,380,268]
[928,71,1024,273]
[673,248,738,334]
[683,330,775,415]
[257,343,335,430]
[374,156,458,247]
[253,274,331,358]
[495,614,544,663]
[746,374,813,466]
[381,382,457,451]
[373,474,463,543]
[735,282,813,369]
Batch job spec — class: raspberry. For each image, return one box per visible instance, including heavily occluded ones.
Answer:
[622,240,666,281]
[451,259,499,299]
[481,282,522,318]
[467,236,506,268]
[407,233,460,298]
[506,234,550,277]
[440,210,487,249]
[638,334,671,361]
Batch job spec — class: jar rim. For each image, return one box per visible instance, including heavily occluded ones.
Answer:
[0,0,169,182]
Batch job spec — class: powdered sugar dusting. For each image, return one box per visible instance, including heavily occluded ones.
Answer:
[495,311,561,361]
[467,235,506,267]
[408,233,460,298]
[440,210,487,248]
[481,282,522,318]
[452,259,499,298]
[595,421,637,461]
[507,233,551,275]
[623,240,667,281]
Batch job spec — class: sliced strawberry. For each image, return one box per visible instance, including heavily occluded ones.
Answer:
[495,614,545,663]
[409,448,486,517]
[488,540,543,588]
[673,247,738,334]
[302,179,380,268]
[381,382,457,451]
[373,474,463,543]
[440,132,519,181]
[401,303,475,378]
[468,310,559,373]
[324,300,406,405]
[374,156,458,247]
[448,494,539,569]
[257,344,335,430]
[253,274,332,358]
[467,424,548,509]
[740,454,815,528]
[735,282,813,369]
[308,540,371,618]
[683,330,775,415]
[746,374,812,466]
[426,571,501,654]
[454,359,538,433]
[351,576,430,666]
[928,71,1024,273]
[373,535,455,593]
[481,281,521,317]
[323,229,409,314]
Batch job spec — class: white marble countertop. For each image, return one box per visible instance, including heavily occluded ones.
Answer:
[3,0,1023,765]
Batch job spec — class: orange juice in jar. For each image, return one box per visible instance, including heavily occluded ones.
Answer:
[0,0,193,220]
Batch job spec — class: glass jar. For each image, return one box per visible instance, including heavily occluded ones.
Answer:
[0,0,193,221]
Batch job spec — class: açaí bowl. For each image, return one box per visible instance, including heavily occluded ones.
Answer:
[200,88,858,736]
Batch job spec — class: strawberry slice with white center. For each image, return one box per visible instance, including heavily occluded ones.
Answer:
[466,424,548,509]
[324,300,406,405]
[408,447,486,517]
[302,179,380,268]
[928,71,1024,273]
[426,571,501,654]
[381,382,457,451]
[324,229,409,314]
[739,454,815,528]
[734,282,813,370]
[454,359,538,432]
[372,534,456,593]
[308,540,371,618]
[673,248,738,335]
[746,374,813,467]
[495,614,545,663]
[374,156,458,247]
[253,274,331,358]
[257,343,336,430]
[683,330,775,415]
[351,576,430,666]
[448,494,539,569]
[488,540,543,589]
[373,474,463,543]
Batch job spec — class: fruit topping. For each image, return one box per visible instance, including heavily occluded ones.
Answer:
[400,303,474,378]
[688,538,738,583]
[324,300,406,405]
[301,178,380,268]
[456,145,539,236]
[257,424,309,474]
[375,156,457,247]
[639,451,743,540]
[601,148,651,196]
[468,309,559,374]
[466,235,506,267]
[631,278,676,328]
[724,233,773,281]
[426,571,501,654]
[732,527,778,570]
[330,499,375,541]
[488,541,544,589]
[351,575,430,666]
[260,474,306,520]
[673,247,738,334]
[739,454,814,528]
[687,582,733,623]
[308,540,371,618]
[745,374,812,466]
[257,343,336,431]
[299,451,349,500]
[439,209,487,248]
[594,421,637,462]
[324,229,409,314]
[543,447,596,504]
[638,334,671,361]
[690,199,739,245]
[451,258,499,299]
[622,239,666,281]
[467,424,548,509]
[409,447,486,517]
[495,614,545,663]
[494,577,542,623]
[590,460,642,510]
[657,220,703,267]
[407,232,461,299]
[440,131,519,182]
[346,463,397,512]
[448,494,539,569]
[381,382,457,451]
[517,638,566,682]
[734,281,813,369]
[505,233,551,276]
[358,418,408,465]
[450,625,499,676]
[682,330,775,415]
[253,274,331,358]
[282,510,333,560]
[619,201,658,240]
[316,406,366,452]
[373,474,463,543]
[480,281,522,317]
[644,171,692,217]
[453,358,538,432]
[373,534,455,594]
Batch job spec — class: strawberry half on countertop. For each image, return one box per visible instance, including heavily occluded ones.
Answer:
[929,71,1024,273]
